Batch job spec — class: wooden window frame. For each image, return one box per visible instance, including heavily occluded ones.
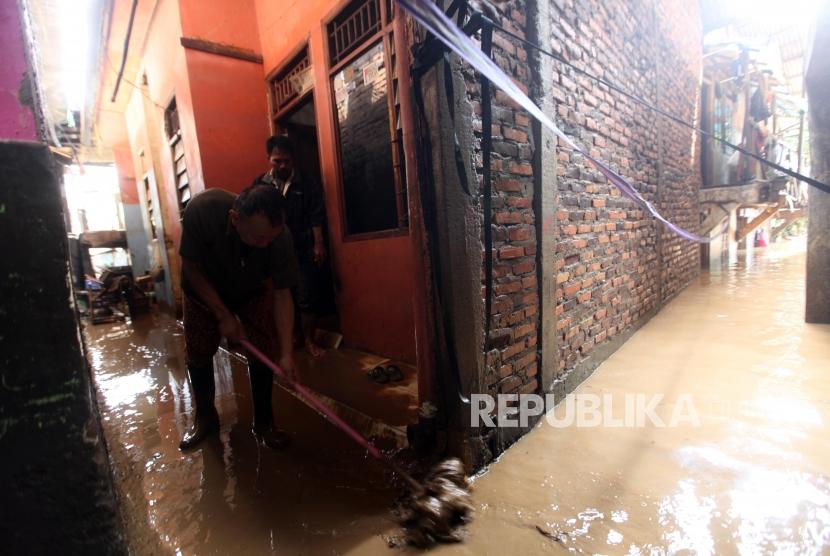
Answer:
[141,173,158,240]
[326,0,408,242]
[268,46,313,120]
[164,97,190,213]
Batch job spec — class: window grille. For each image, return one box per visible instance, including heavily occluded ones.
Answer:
[164,98,190,213]
[327,0,382,66]
[272,48,311,113]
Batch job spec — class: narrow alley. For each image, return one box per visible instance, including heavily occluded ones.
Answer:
[3,0,830,553]
[87,238,829,554]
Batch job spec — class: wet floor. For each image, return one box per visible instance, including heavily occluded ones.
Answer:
[85,316,409,554]
[433,238,830,555]
[296,348,419,427]
[85,237,830,554]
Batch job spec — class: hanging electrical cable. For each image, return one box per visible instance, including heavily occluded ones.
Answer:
[398,0,722,242]
[485,19,830,195]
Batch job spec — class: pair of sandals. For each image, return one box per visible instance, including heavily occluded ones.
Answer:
[367,364,403,384]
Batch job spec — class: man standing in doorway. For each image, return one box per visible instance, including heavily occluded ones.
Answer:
[178,184,299,450]
[253,135,328,357]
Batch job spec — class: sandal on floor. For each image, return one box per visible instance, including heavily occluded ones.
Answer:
[385,364,403,382]
[367,365,389,384]
[305,338,325,358]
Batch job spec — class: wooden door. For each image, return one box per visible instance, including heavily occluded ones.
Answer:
[327,27,417,364]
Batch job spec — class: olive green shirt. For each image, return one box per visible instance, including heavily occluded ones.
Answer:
[179,188,299,309]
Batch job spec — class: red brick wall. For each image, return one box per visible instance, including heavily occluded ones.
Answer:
[655,0,703,303]
[461,0,702,404]
[458,1,540,400]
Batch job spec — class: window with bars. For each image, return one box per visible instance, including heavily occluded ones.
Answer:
[271,48,312,115]
[328,0,407,236]
[164,98,191,213]
[328,0,383,66]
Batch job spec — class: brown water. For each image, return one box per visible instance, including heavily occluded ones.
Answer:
[85,317,408,554]
[86,238,830,554]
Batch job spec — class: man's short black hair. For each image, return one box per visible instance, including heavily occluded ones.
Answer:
[266,135,295,156]
[233,184,286,226]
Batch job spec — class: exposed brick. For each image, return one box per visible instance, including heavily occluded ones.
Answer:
[496,178,522,192]
[515,323,535,338]
[495,211,523,225]
[499,246,525,260]
[509,162,533,176]
[512,260,535,275]
[564,282,581,297]
[501,342,525,360]
[519,379,538,395]
[499,375,522,394]
[494,280,523,295]
[506,197,532,209]
[457,0,702,457]
[503,127,529,143]
[495,89,521,110]
[489,329,513,349]
[515,351,536,370]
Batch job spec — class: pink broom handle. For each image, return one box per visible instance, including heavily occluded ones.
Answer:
[239,339,422,490]
[240,339,382,459]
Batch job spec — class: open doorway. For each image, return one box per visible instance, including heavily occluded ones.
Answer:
[272,90,419,435]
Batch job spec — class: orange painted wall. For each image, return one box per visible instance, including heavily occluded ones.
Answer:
[103,0,422,361]
[178,0,269,192]
[179,0,263,52]
[140,0,201,247]
[254,0,418,362]
[115,0,193,312]
[254,0,335,73]
[113,146,138,204]
[184,49,269,193]
[108,0,270,311]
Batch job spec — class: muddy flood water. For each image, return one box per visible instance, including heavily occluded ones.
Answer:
[85,238,830,554]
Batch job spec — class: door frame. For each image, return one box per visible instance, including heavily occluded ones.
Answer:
[138,169,174,310]
[264,12,439,419]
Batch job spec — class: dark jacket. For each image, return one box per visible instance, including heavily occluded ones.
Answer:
[252,171,325,259]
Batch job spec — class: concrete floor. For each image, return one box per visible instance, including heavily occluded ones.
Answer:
[86,237,830,554]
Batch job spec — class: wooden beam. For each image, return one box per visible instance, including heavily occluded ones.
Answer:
[797,109,805,177]
[771,209,805,238]
[180,37,263,64]
[736,205,780,241]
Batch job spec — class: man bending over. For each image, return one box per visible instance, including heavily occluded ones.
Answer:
[178,184,299,450]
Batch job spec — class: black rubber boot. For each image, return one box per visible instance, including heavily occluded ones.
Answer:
[249,360,290,449]
[179,362,219,450]
[249,359,274,430]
